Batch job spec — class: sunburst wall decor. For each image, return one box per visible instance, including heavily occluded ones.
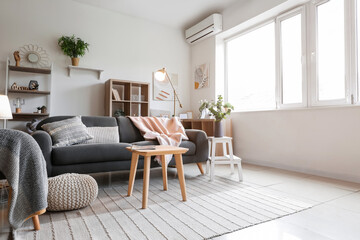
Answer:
[19,44,50,68]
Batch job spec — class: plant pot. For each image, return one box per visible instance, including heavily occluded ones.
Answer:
[214,120,224,137]
[71,57,80,66]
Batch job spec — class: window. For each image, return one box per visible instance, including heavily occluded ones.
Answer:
[227,22,276,111]
[277,10,305,107]
[316,0,346,103]
[357,0,360,99]
[225,0,359,112]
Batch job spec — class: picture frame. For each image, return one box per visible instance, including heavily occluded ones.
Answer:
[160,114,170,118]
[186,111,193,119]
[179,113,188,119]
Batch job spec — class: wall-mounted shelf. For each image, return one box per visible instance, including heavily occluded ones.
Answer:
[10,113,50,121]
[9,65,51,74]
[5,57,53,128]
[8,89,51,95]
[68,65,104,80]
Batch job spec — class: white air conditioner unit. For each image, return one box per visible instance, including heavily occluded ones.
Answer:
[185,13,222,44]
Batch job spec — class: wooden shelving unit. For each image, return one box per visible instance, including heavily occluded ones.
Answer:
[8,89,51,95]
[181,119,215,137]
[10,113,50,121]
[5,58,52,125]
[105,79,149,117]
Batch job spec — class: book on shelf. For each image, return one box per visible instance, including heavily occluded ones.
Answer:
[131,145,157,150]
[112,88,121,101]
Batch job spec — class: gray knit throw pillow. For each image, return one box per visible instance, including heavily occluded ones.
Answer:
[41,116,93,147]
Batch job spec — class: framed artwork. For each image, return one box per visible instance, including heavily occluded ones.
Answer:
[179,113,188,119]
[186,111,193,119]
[153,72,179,101]
[194,63,209,89]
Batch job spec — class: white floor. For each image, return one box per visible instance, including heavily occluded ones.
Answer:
[203,163,360,240]
[1,163,360,240]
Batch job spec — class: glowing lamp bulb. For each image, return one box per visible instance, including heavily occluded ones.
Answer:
[155,71,166,81]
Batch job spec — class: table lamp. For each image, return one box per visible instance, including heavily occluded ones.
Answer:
[0,95,13,128]
[154,68,183,116]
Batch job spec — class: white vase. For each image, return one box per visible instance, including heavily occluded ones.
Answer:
[200,109,211,119]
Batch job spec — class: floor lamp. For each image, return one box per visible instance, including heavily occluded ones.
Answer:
[0,95,13,128]
[154,68,183,116]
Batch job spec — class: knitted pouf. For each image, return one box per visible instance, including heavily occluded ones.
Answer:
[47,173,98,211]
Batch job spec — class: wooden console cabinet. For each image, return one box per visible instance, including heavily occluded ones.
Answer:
[181,119,215,137]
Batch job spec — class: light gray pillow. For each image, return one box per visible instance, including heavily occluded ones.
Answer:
[85,127,119,144]
[41,116,93,147]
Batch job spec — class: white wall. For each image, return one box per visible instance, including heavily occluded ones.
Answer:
[190,0,360,183]
[0,0,191,129]
[190,37,216,117]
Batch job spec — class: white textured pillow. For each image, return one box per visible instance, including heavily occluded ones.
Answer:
[85,127,119,144]
[41,116,93,147]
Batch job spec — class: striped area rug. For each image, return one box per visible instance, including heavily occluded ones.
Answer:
[11,175,312,240]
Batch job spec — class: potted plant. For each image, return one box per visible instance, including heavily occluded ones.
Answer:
[58,35,89,66]
[208,95,234,137]
[36,107,42,114]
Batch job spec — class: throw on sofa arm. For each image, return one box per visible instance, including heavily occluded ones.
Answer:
[32,130,53,176]
[185,129,209,163]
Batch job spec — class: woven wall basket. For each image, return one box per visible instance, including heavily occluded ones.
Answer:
[47,173,98,211]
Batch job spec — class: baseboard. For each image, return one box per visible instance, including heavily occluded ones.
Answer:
[242,159,360,184]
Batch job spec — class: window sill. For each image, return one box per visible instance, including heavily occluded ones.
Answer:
[232,104,360,114]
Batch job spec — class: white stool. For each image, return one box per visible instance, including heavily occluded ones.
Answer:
[206,136,243,182]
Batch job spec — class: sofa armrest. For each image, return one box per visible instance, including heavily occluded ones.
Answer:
[32,130,52,176]
[185,129,209,162]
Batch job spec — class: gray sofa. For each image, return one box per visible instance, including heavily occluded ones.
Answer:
[32,116,209,177]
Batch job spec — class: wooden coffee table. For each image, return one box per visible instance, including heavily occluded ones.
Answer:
[126,145,188,209]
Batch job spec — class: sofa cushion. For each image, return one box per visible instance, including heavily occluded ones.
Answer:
[81,116,118,128]
[37,116,118,129]
[52,143,132,165]
[85,127,119,144]
[116,117,144,143]
[41,116,93,147]
[132,140,196,156]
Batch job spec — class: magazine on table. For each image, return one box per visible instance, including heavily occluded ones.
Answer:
[131,144,157,150]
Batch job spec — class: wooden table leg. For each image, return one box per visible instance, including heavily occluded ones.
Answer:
[161,155,168,191]
[196,162,205,175]
[32,215,40,230]
[175,154,187,201]
[127,153,139,196]
[142,156,151,209]
[8,186,42,231]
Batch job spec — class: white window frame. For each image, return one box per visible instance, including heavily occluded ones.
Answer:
[309,0,351,106]
[223,0,360,112]
[276,6,307,109]
[353,0,359,103]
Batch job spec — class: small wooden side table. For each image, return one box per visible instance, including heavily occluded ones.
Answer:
[126,145,188,209]
[207,136,243,182]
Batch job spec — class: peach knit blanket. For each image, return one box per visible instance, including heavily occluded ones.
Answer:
[128,116,188,165]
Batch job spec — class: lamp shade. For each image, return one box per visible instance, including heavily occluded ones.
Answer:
[154,68,166,81]
[0,95,13,119]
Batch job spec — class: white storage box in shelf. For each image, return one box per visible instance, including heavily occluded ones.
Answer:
[67,66,104,80]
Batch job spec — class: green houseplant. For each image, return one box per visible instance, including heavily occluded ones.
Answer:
[58,35,89,66]
[208,95,234,137]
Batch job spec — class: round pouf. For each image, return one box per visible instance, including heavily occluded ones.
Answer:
[47,173,98,211]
